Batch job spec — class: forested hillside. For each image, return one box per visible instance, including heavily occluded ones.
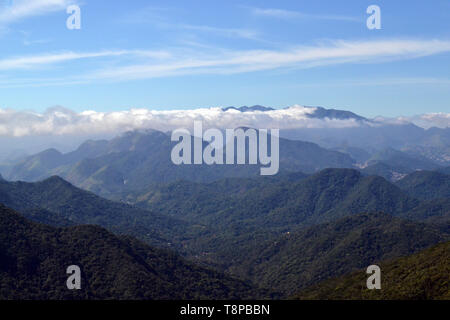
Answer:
[0,204,262,300]
[295,241,450,300]
[1,168,449,299]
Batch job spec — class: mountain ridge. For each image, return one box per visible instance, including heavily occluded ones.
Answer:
[0,175,187,248]
[3,129,355,198]
[226,212,448,296]
[0,204,262,300]
[294,241,450,300]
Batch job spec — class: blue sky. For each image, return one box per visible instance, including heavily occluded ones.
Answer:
[0,0,449,117]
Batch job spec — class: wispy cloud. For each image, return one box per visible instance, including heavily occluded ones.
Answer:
[248,7,360,22]
[86,39,450,82]
[179,24,260,40]
[293,77,450,88]
[0,0,75,25]
[18,30,52,46]
[120,6,260,41]
[0,49,171,71]
[119,6,173,25]
[2,38,450,87]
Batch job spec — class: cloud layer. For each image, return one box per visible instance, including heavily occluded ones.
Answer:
[0,105,448,138]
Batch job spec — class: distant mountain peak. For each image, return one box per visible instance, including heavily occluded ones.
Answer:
[306,106,368,121]
[222,104,368,122]
[223,105,275,112]
[39,148,63,156]
[121,128,161,136]
[40,175,73,186]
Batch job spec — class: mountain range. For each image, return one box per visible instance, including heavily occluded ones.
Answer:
[1,105,448,168]
[2,130,447,202]
[2,129,355,198]
[0,105,448,300]
[1,166,449,298]
[120,168,449,295]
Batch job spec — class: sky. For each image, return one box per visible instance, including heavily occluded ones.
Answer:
[0,0,449,118]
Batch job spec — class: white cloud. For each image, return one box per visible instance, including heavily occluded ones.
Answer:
[85,39,450,82]
[292,77,450,88]
[0,106,447,139]
[2,38,450,87]
[3,104,449,139]
[0,0,75,24]
[249,7,360,22]
[408,113,450,129]
[0,51,124,70]
[0,105,366,137]
[120,6,261,41]
[251,8,299,19]
[179,24,260,40]
[374,113,450,129]
[0,49,171,71]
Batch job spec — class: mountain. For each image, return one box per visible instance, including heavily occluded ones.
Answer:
[222,105,275,112]
[403,145,450,166]
[437,166,450,175]
[2,136,120,183]
[120,167,450,281]
[307,106,368,121]
[4,148,66,182]
[401,198,450,229]
[357,148,443,182]
[2,168,447,266]
[294,241,450,300]
[125,168,449,271]
[4,129,355,198]
[332,146,372,163]
[360,161,411,182]
[0,168,448,299]
[0,139,113,184]
[0,174,4,181]
[0,176,186,248]
[133,169,420,231]
[222,105,368,122]
[395,170,450,200]
[208,212,448,297]
[367,148,440,171]
[281,124,450,161]
[0,204,261,300]
[402,127,450,166]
